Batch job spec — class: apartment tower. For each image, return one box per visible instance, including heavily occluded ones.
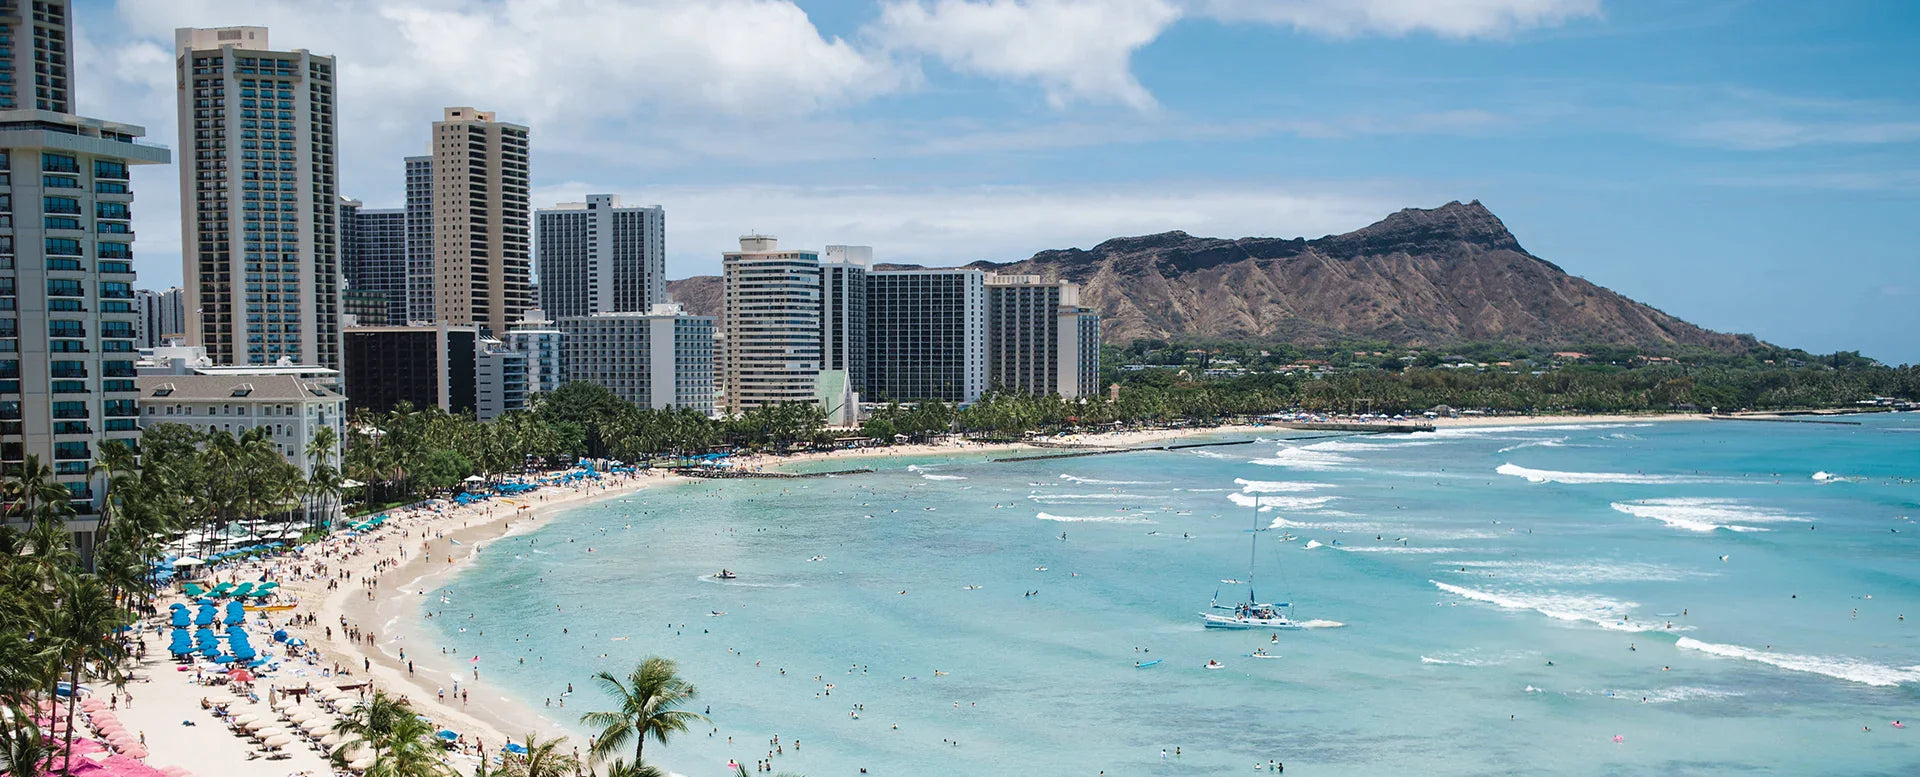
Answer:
[0,0,72,111]
[864,268,987,403]
[429,107,530,336]
[175,27,341,370]
[339,197,407,324]
[2,0,169,539]
[402,155,432,322]
[720,235,820,414]
[534,194,664,318]
[819,245,869,396]
[984,275,1100,399]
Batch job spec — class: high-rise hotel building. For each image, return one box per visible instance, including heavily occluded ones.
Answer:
[0,0,72,112]
[339,197,406,325]
[721,235,820,413]
[175,26,342,370]
[0,0,169,537]
[985,275,1100,399]
[402,155,432,323]
[819,245,868,396]
[864,268,986,404]
[429,107,530,336]
[535,194,664,318]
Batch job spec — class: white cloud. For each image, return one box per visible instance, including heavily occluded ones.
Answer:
[1194,0,1603,38]
[529,181,1415,277]
[871,0,1181,110]
[1680,118,1920,150]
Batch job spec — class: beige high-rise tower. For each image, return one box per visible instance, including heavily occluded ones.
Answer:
[429,107,531,336]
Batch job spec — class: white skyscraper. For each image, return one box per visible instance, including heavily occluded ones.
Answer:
[536,194,665,318]
[2,0,170,542]
[175,26,342,369]
[721,235,821,414]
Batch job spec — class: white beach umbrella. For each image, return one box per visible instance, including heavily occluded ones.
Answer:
[263,733,294,748]
[319,732,343,746]
[347,757,374,771]
[301,717,333,734]
[244,718,273,731]
[231,713,260,725]
[172,557,206,568]
[286,707,315,723]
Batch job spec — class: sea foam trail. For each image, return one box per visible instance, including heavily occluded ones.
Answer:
[1249,447,1357,471]
[1027,493,1150,502]
[1060,474,1165,485]
[1496,437,1567,453]
[920,473,968,481]
[1431,581,1667,632]
[1676,637,1920,687]
[1228,492,1339,511]
[1610,498,1801,533]
[1497,462,1707,485]
[1233,478,1334,493]
[1034,512,1154,524]
[1435,559,1709,585]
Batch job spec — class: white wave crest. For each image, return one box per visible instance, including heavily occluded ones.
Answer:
[920,473,968,481]
[1497,463,1705,485]
[1034,512,1154,524]
[1297,619,1345,629]
[1060,474,1164,485]
[1302,438,1443,452]
[1027,493,1148,502]
[1435,559,1709,585]
[1229,492,1339,511]
[1610,498,1801,533]
[1431,581,1667,632]
[1419,650,1532,667]
[1496,437,1567,453]
[1249,447,1358,471]
[1234,478,1334,493]
[1333,545,1463,554]
[1585,686,1743,703]
[1675,637,1920,687]
[1186,449,1239,459]
[1436,423,1632,437]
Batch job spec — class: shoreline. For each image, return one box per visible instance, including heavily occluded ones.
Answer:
[118,411,1714,776]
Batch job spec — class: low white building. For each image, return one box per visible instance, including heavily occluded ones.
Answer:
[556,303,714,414]
[505,311,567,397]
[136,374,346,480]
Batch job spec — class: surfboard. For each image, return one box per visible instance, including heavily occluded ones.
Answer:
[1135,659,1162,668]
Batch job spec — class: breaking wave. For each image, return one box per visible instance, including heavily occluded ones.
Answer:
[1610,498,1802,533]
[1676,637,1920,688]
[1496,463,1707,485]
[1249,447,1358,471]
[1431,581,1672,632]
[1060,474,1165,485]
[1233,478,1334,493]
[1228,492,1339,511]
[1034,512,1154,524]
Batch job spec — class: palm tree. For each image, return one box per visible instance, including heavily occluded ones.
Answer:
[496,733,577,777]
[44,571,127,773]
[330,689,455,777]
[579,657,708,766]
[604,760,668,777]
[0,714,50,777]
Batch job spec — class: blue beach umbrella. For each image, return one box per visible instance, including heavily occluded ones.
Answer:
[169,610,189,627]
[503,743,526,754]
[434,729,459,741]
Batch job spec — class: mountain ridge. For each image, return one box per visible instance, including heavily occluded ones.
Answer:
[665,201,1757,351]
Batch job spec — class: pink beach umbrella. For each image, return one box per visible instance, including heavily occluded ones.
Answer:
[81,698,107,712]
[103,754,169,777]
[159,767,194,777]
[120,745,149,760]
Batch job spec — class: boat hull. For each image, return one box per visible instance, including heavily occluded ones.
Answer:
[1200,612,1302,630]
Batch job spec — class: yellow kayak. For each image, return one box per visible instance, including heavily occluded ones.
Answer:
[245,604,297,612]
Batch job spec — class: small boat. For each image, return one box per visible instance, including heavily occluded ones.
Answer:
[715,569,737,581]
[1246,651,1282,659]
[1135,659,1163,669]
[1200,494,1306,631]
[1204,660,1226,670]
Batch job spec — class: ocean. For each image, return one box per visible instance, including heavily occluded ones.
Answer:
[423,416,1920,775]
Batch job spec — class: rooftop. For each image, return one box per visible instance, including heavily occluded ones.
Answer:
[137,374,343,402]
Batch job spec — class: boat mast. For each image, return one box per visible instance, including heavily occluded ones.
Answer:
[1248,493,1259,604]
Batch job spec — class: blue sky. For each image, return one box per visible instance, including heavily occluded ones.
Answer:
[77,1,1920,361]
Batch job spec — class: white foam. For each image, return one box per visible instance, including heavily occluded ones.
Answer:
[1435,559,1710,585]
[1332,545,1463,554]
[920,473,967,481]
[1228,492,1339,511]
[1060,474,1164,485]
[1248,447,1358,471]
[1496,437,1567,453]
[1234,478,1334,493]
[1431,581,1667,632]
[1418,650,1532,667]
[1302,438,1442,452]
[1675,637,1920,687]
[1610,498,1801,533]
[1186,449,1239,459]
[1034,512,1154,524]
[1436,423,1632,437]
[1497,462,1705,485]
[1586,686,1743,704]
[1297,619,1345,629]
[1026,493,1148,502]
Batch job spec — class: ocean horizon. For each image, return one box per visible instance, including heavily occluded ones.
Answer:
[421,416,1919,775]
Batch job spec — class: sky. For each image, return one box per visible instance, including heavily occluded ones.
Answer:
[73,0,1920,362]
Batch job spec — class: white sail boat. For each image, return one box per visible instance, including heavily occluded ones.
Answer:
[1200,492,1301,630]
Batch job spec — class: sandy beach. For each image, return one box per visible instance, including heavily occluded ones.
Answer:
[111,411,1709,776]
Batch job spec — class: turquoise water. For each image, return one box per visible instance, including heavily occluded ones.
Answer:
[425,417,1920,775]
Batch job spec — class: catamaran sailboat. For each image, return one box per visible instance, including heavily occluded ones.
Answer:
[1200,493,1301,630]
